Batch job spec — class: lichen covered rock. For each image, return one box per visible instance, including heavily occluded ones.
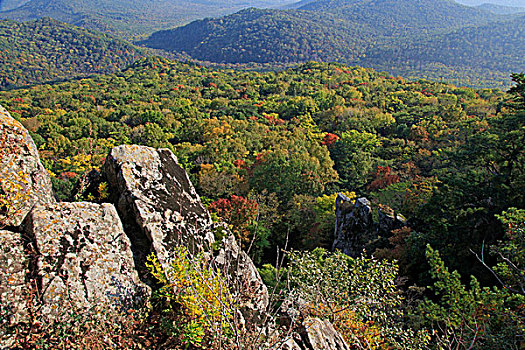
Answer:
[104,145,269,324]
[0,105,55,227]
[0,230,30,326]
[214,226,269,324]
[104,145,214,268]
[25,202,149,317]
[302,317,350,350]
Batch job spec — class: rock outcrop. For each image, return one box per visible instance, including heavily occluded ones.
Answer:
[214,228,269,324]
[104,145,268,324]
[333,195,374,257]
[0,230,30,325]
[277,318,351,350]
[278,298,350,350]
[25,202,149,317]
[333,193,406,257]
[104,145,215,269]
[301,318,350,350]
[0,106,55,227]
[0,105,346,348]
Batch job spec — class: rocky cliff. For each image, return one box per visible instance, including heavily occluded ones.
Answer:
[0,106,347,349]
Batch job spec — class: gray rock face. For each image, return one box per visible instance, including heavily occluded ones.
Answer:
[0,105,55,227]
[25,202,149,317]
[333,194,406,257]
[104,145,214,268]
[278,298,349,350]
[378,207,406,234]
[279,338,302,350]
[0,230,30,325]
[333,195,374,257]
[302,317,350,350]
[214,227,269,324]
[104,145,268,324]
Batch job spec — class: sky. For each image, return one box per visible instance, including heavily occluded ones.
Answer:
[456,0,525,6]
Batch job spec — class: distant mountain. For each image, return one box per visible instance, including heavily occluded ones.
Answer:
[142,0,502,60]
[141,0,523,88]
[373,14,525,71]
[456,0,525,6]
[0,0,294,40]
[0,0,30,11]
[288,0,499,35]
[366,15,525,87]
[476,3,525,14]
[140,8,374,64]
[0,17,144,89]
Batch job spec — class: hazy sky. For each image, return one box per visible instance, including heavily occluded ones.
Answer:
[456,0,525,6]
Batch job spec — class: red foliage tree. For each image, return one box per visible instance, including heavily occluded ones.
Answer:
[208,195,259,248]
[368,166,400,190]
[322,133,339,146]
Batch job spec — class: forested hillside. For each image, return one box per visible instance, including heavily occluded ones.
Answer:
[1,56,522,278]
[366,15,525,87]
[141,0,522,88]
[1,56,523,347]
[0,0,293,40]
[0,17,144,88]
[140,8,373,64]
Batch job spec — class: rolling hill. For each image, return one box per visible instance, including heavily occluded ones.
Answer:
[476,3,525,14]
[367,15,525,74]
[288,0,499,35]
[140,0,522,88]
[0,17,144,89]
[140,8,374,64]
[0,0,294,40]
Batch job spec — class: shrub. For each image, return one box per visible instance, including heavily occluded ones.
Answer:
[288,248,430,349]
[420,245,525,349]
[146,247,235,348]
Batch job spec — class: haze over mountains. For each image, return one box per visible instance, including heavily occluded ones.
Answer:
[0,0,523,88]
[456,0,524,6]
[476,3,525,14]
[0,0,294,39]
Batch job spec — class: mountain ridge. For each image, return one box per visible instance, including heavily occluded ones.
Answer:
[476,2,525,14]
[0,0,294,40]
[140,0,522,88]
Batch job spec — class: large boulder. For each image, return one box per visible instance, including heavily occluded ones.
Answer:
[104,145,269,323]
[301,317,350,350]
[104,145,214,269]
[0,230,30,326]
[0,105,55,227]
[24,202,149,317]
